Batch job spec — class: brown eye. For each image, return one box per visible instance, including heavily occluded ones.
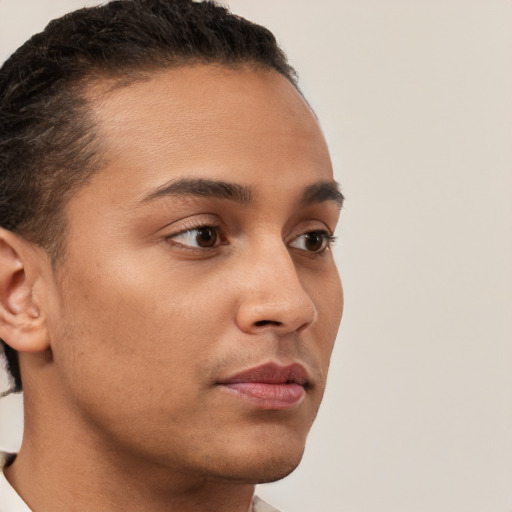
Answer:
[167,225,221,249]
[195,227,217,247]
[304,232,324,252]
[289,230,333,253]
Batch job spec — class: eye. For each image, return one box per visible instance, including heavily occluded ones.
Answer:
[289,230,335,253]
[167,225,221,249]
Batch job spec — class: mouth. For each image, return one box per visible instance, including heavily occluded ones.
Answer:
[217,362,310,411]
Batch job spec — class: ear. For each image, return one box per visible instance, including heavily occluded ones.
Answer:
[0,228,50,352]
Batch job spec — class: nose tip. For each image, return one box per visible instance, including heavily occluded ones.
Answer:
[235,264,318,336]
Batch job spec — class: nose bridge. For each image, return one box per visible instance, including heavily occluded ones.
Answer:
[236,237,317,334]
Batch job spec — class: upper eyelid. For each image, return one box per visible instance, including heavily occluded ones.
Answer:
[166,222,221,236]
[285,222,335,243]
[163,216,334,235]
[162,215,223,236]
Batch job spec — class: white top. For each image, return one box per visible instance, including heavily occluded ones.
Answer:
[252,496,282,512]
[0,453,280,512]
[0,454,31,512]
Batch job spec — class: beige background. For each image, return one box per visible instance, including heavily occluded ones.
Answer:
[1,1,512,511]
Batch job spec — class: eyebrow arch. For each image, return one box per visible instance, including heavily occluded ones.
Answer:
[142,178,253,204]
[300,181,344,210]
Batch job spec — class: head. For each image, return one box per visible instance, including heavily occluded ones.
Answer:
[0,0,297,393]
[0,0,343,484]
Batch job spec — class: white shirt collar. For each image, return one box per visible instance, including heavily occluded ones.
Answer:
[0,453,32,512]
[252,495,282,512]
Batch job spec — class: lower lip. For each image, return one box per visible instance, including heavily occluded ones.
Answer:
[220,382,306,410]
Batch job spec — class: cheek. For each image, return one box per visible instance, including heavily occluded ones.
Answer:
[306,264,343,354]
[50,246,242,386]
[48,270,229,446]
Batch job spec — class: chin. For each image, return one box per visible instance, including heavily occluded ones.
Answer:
[218,415,316,483]
[250,458,303,484]
[210,438,306,485]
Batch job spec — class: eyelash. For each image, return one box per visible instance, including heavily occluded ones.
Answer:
[290,231,337,254]
[164,221,226,250]
[164,223,336,254]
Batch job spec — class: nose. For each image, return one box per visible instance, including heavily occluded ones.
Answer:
[235,243,317,335]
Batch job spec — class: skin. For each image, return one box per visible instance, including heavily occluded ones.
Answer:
[0,65,343,512]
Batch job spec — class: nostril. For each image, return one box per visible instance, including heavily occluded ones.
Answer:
[254,320,282,327]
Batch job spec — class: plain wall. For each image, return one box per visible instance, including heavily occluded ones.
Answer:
[1,1,511,511]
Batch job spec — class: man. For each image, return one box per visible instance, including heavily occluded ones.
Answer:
[0,1,344,510]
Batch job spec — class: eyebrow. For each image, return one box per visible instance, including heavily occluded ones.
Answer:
[300,181,344,210]
[141,177,344,209]
[142,178,253,204]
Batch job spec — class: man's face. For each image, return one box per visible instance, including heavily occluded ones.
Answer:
[46,66,343,483]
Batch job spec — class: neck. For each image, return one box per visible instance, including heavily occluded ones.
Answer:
[6,385,255,512]
[7,451,255,512]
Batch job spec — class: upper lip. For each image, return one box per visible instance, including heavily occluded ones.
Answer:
[219,362,310,386]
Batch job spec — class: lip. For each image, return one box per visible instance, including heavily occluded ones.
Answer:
[218,363,309,410]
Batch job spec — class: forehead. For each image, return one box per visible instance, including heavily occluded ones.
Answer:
[83,65,332,203]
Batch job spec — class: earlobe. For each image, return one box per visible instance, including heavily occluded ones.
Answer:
[0,228,50,352]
